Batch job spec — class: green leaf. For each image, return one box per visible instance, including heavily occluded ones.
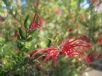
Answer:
[18,28,26,40]
[27,35,33,41]
[78,0,84,3]
[47,39,51,47]
[16,40,23,49]
[24,15,30,29]
[3,0,11,8]
[35,15,39,23]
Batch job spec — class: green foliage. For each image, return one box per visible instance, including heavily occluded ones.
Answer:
[18,28,26,40]
[0,0,102,76]
[24,15,30,29]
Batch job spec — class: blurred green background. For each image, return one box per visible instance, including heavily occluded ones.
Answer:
[0,0,102,76]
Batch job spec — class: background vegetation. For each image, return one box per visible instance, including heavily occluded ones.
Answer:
[0,0,102,76]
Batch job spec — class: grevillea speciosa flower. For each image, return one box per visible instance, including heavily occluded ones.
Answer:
[86,54,94,63]
[29,39,92,66]
[30,47,59,66]
[60,39,92,59]
[97,37,102,44]
[29,13,42,30]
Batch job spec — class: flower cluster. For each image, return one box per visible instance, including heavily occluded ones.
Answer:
[29,39,92,66]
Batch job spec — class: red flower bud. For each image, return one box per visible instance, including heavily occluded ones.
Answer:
[29,13,42,30]
[86,55,94,63]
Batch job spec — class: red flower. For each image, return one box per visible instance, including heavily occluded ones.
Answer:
[30,47,59,66]
[68,28,74,32]
[98,37,102,44]
[29,39,92,66]
[60,39,92,59]
[29,13,42,30]
[86,54,94,63]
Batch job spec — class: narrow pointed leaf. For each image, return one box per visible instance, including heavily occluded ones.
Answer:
[18,28,26,40]
[24,15,30,29]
